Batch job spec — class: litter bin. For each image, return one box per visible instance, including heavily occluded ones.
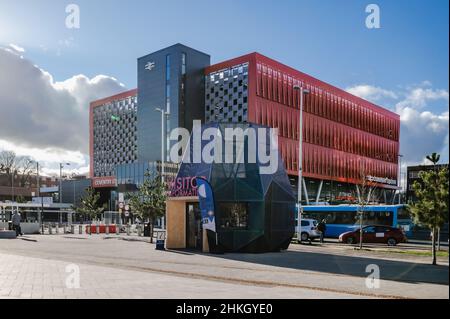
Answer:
[8,221,13,231]
[155,230,165,250]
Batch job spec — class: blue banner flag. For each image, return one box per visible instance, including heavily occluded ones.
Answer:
[196,177,216,232]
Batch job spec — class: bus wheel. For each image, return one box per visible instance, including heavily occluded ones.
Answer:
[346,237,355,244]
[301,232,309,242]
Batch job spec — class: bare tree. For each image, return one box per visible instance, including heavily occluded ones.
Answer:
[0,151,35,188]
[352,161,380,249]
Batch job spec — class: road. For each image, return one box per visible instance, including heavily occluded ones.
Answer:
[0,234,448,299]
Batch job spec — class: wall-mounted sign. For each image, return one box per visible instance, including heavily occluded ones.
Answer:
[169,176,207,197]
[145,61,155,71]
[366,175,397,186]
[92,177,117,188]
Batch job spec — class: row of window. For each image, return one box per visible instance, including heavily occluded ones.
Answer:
[256,63,399,141]
[279,139,398,181]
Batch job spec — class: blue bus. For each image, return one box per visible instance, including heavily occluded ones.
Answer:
[298,205,412,238]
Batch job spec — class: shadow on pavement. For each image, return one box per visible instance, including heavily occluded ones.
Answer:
[202,249,449,285]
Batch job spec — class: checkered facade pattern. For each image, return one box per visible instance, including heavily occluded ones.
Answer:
[205,62,249,123]
[92,91,138,178]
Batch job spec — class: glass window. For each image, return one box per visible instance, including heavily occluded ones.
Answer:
[181,53,186,75]
[363,226,376,233]
[301,220,310,226]
[218,202,248,229]
[166,55,171,81]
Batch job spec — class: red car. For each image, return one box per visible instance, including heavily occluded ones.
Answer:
[339,225,407,246]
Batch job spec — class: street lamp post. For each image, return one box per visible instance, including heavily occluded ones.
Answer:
[155,108,170,184]
[293,85,310,243]
[11,170,15,202]
[398,154,403,204]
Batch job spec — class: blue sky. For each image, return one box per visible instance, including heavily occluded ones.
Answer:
[1,0,448,91]
[0,0,448,175]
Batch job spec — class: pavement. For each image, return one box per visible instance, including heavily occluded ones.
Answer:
[0,234,448,299]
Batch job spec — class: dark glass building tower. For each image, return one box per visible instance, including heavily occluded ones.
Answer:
[137,44,210,163]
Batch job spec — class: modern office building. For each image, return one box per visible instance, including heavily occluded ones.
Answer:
[204,53,401,204]
[90,44,402,213]
[90,44,209,209]
[89,89,138,204]
[90,89,138,180]
[137,44,210,163]
[406,163,449,203]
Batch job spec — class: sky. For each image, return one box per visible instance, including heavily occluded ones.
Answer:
[0,0,448,178]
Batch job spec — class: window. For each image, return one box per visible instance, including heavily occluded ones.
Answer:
[218,203,248,229]
[301,220,310,227]
[165,55,171,81]
[181,53,186,75]
[363,226,376,233]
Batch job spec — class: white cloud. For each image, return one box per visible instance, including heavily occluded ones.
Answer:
[0,45,126,176]
[8,43,25,53]
[396,87,449,110]
[346,84,398,101]
[347,83,449,165]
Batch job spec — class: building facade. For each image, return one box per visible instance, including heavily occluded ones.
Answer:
[90,89,138,183]
[406,163,449,203]
[205,53,400,203]
[89,45,403,209]
[137,44,210,163]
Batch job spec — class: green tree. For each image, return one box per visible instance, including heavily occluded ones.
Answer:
[74,187,104,234]
[15,195,26,204]
[129,170,167,243]
[408,166,449,265]
[426,152,440,167]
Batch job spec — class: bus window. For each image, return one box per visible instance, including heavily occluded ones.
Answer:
[397,207,411,220]
[360,211,393,226]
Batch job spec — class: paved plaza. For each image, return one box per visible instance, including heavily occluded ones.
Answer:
[0,234,448,299]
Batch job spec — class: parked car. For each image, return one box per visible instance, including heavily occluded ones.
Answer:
[339,225,407,246]
[295,219,321,241]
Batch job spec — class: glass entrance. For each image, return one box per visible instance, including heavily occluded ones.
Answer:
[186,203,202,250]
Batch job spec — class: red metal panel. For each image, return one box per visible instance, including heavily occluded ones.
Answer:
[206,52,400,189]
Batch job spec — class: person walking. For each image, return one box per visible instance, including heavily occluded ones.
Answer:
[12,211,23,237]
[317,219,327,243]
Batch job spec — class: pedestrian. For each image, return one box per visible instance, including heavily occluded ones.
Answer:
[317,219,327,243]
[12,211,23,237]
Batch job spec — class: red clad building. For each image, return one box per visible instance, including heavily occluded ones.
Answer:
[204,53,400,202]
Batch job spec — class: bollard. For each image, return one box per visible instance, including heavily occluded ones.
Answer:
[126,224,130,236]
[48,223,52,235]
[105,225,109,235]
[41,224,44,235]
[137,225,142,237]
[79,225,83,235]
[55,224,59,234]
[70,225,74,234]
[96,224,100,235]
[88,225,91,235]
[116,224,120,235]
[63,225,67,234]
